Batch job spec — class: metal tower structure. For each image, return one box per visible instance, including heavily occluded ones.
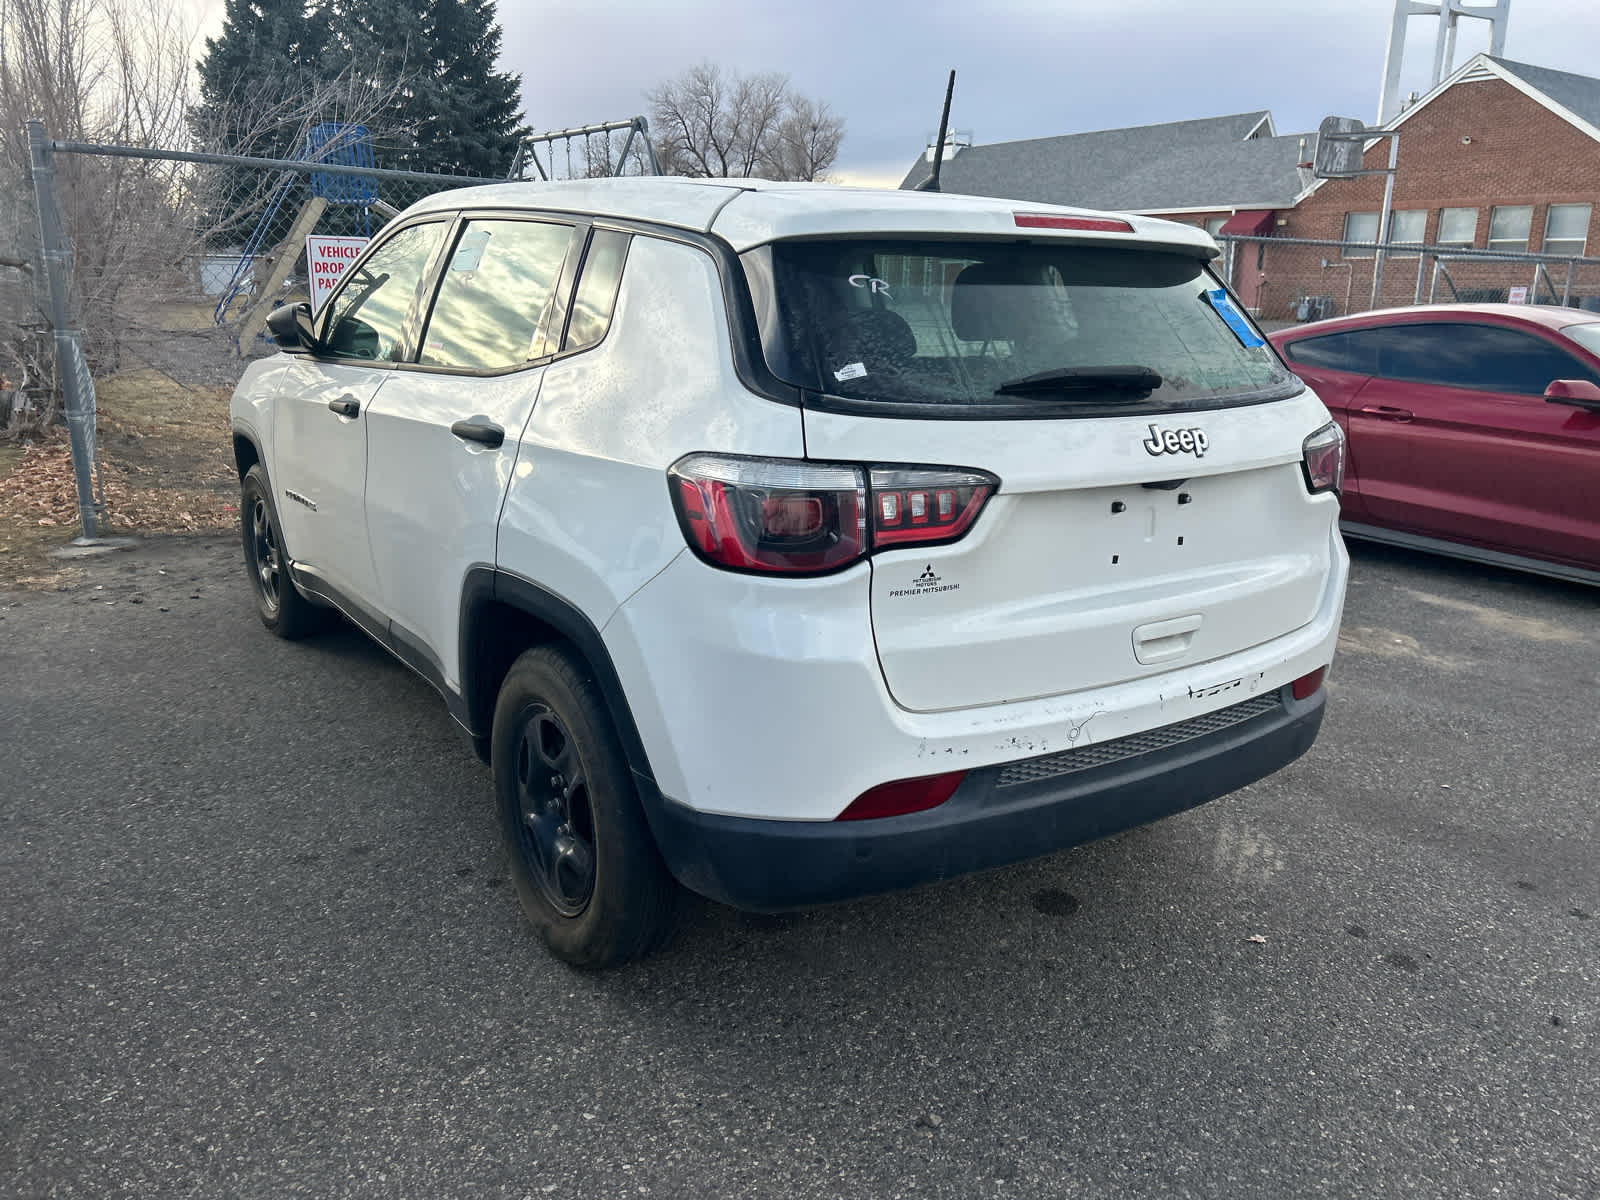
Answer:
[1378,0,1510,124]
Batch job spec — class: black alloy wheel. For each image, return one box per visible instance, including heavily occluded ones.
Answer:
[510,704,598,917]
[250,494,282,612]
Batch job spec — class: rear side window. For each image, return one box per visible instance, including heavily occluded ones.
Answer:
[419,219,576,371]
[1283,331,1379,375]
[752,240,1293,415]
[1364,323,1600,395]
[563,230,629,353]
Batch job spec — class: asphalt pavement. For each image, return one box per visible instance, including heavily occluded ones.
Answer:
[2,535,1596,1199]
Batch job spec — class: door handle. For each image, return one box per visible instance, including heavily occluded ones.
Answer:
[328,395,360,417]
[1357,405,1413,422]
[450,417,505,449]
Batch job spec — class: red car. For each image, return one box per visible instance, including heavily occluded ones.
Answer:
[1269,305,1600,585]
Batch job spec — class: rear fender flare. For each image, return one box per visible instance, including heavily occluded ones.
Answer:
[459,567,663,810]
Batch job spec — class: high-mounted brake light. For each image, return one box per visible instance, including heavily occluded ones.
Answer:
[1301,422,1346,494]
[669,455,998,576]
[1014,213,1135,233]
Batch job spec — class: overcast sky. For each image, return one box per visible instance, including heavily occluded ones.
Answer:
[196,0,1600,185]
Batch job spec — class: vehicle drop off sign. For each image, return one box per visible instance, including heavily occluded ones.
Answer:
[306,235,370,313]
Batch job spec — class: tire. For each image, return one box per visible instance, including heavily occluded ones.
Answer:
[492,644,679,968]
[239,464,331,639]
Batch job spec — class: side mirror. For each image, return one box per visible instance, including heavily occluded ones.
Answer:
[1544,378,1600,411]
[266,301,316,351]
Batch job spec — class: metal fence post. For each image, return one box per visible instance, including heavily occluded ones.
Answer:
[26,119,98,540]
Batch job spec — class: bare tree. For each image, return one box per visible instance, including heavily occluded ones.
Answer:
[0,0,196,428]
[768,96,845,183]
[646,63,845,182]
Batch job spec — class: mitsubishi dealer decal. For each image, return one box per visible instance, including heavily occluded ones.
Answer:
[888,564,960,598]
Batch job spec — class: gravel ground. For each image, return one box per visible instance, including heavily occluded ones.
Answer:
[1,536,1596,1199]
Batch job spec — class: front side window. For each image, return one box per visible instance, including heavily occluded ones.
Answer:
[322,222,447,362]
[1543,204,1591,257]
[1367,322,1600,395]
[1436,207,1478,248]
[1343,212,1379,258]
[752,239,1294,416]
[419,219,576,371]
[1488,205,1534,254]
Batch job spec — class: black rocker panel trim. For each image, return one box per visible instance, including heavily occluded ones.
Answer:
[288,562,475,735]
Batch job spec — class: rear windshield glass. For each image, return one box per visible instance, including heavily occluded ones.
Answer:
[751,240,1294,415]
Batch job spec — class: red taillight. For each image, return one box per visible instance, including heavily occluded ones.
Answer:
[669,455,998,574]
[869,467,996,548]
[670,455,866,575]
[836,770,967,821]
[1302,422,1346,494]
[1291,666,1326,700]
[1014,213,1134,233]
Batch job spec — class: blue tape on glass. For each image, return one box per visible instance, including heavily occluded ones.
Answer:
[1205,288,1266,348]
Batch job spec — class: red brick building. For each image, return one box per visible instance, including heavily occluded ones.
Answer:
[900,54,1600,322]
[1246,55,1600,320]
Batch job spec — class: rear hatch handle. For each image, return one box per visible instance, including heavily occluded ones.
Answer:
[1133,614,1203,666]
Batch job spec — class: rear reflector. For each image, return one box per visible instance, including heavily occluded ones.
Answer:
[1291,667,1326,700]
[1014,213,1134,233]
[836,770,967,821]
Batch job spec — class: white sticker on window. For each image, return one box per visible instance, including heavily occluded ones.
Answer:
[834,362,868,382]
[451,229,491,273]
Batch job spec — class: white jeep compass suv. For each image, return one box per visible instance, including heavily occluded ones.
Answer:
[231,179,1348,967]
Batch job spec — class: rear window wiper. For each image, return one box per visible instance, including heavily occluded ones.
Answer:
[993,365,1162,398]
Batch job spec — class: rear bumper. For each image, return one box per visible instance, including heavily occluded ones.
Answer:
[645,683,1325,911]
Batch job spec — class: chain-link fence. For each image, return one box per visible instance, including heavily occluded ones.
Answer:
[1216,233,1600,326]
[4,124,495,535]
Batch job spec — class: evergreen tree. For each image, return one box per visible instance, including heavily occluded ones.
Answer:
[332,0,526,177]
[190,0,333,245]
[415,0,526,177]
[191,0,331,159]
[191,0,526,250]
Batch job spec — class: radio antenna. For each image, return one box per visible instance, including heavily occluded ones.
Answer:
[917,70,957,192]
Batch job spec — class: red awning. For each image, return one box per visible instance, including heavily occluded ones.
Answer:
[1218,209,1275,236]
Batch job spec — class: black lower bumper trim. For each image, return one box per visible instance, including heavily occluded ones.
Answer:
[644,686,1325,911]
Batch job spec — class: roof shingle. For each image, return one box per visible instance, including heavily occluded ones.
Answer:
[898,110,1312,213]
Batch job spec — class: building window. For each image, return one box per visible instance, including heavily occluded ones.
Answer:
[1488,205,1534,254]
[1543,203,1591,257]
[1343,211,1379,257]
[1387,210,1427,258]
[1204,216,1228,238]
[1437,207,1478,248]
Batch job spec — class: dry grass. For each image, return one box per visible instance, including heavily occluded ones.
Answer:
[0,364,239,587]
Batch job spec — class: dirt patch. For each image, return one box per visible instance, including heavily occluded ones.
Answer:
[1337,625,1469,671]
[1398,587,1589,646]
